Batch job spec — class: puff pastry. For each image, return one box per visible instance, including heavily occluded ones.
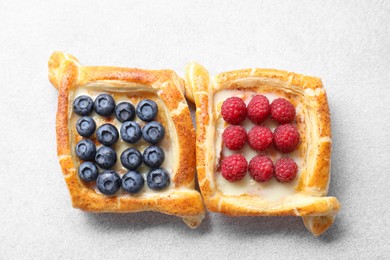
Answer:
[48,52,205,228]
[185,62,340,236]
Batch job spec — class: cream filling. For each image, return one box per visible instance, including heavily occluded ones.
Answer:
[212,86,305,202]
[69,81,176,197]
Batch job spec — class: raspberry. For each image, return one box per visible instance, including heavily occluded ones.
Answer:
[247,126,273,151]
[249,155,274,182]
[222,125,247,150]
[270,98,296,123]
[275,158,298,183]
[221,154,248,182]
[247,95,270,124]
[221,97,247,125]
[273,124,300,153]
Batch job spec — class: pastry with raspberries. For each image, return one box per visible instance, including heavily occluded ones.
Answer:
[222,125,247,150]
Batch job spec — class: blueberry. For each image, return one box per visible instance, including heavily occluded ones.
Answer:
[96,170,121,195]
[147,168,170,190]
[120,121,142,143]
[136,99,158,122]
[115,102,135,122]
[75,139,96,161]
[122,171,144,194]
[94,94,115,117]
[76,116,96,137]
[96,124,119,146]
[78,162,99,182]
[142,121,165,144]
[143,146,165,168]
[95,146,117,169]
[120,148,142,170]
[73,95,93,116]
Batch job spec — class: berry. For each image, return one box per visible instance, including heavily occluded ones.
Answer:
[120,148,142,170]
[96,170,121,195]
[143,146,165,168]
[122,171,144,194]
[222,125,247,150]
[247,95,270,124]
[221,97,247,125]
[270,98,296,123]
[120,121,142,143]
[248,155,274,182]
[147,168,170,190]
[96,124,119,146]
[73,95,93,116]
[75,139,96,161]
[247,126,273,151]
[76,116,96,137]
[221,154,247,182]
[142,121,165,144]
[115,102,135,122]
[275,158,298,183]
[136,99,158,122]
[94,94,115,117]
[95,146,117,169]
[78,162,99,182]
[274,124,300,153]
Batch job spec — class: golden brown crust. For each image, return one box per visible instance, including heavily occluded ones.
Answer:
[186,62,340,236]
[49,52,205,228]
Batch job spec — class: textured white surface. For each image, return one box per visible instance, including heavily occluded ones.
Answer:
[0,0,389,259]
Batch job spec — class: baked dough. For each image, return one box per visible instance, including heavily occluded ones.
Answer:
[48,52,205,228]
[185,62,340,236]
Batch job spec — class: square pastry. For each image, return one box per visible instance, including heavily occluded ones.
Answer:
[48,52,205,228]
[185,63,340,235]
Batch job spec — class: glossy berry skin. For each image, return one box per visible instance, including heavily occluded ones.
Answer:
[94,94,116,117]
[142,121,165,144]
[78,162,99,182]
[136,99,158,122]
[122,171,144,194]
[270,98,296,124]
[120,121,142,144]
[96,170,121,195]
[96,124,119,146]
[147,168,170,190]
[222,125,247,150]
[221,154,248,182]
[73,95,94,116]
[115,102,135,122]
[143,146,165,168]
[75,139,96,161]
[76,116,96,137]
[95,146,117,169]
[247,126,273,151]
[247,95,270,124]
[221,97,247,125]
[273,124,300,153]
[120,148,143,170]
[249,155,274,182]
[275,158,298,183]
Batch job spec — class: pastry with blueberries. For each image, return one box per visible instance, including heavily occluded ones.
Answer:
[48,52,204,228]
